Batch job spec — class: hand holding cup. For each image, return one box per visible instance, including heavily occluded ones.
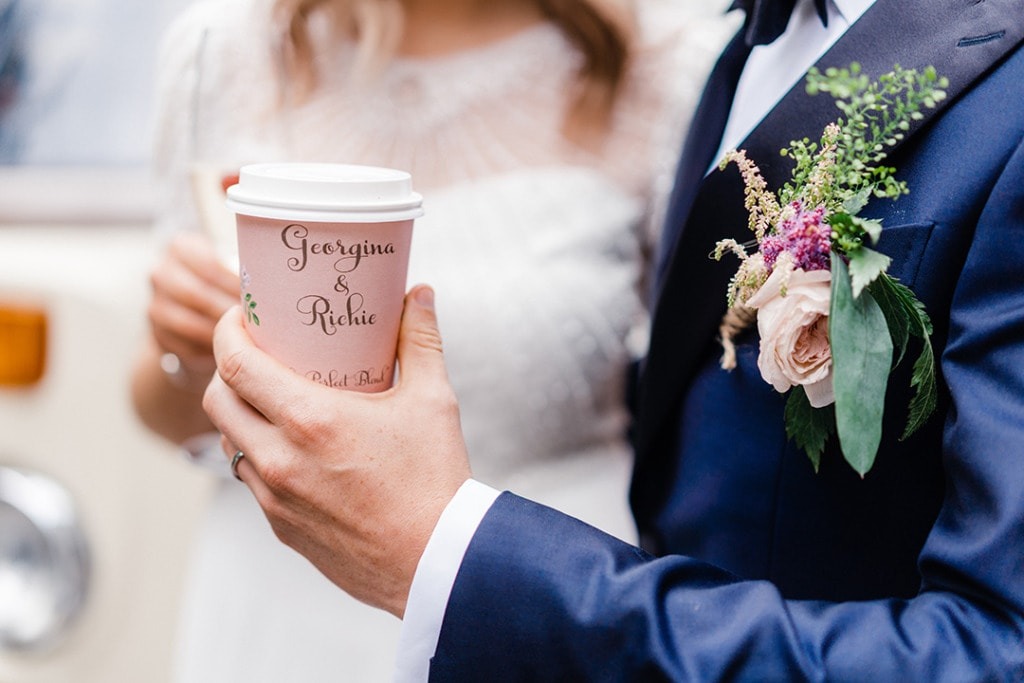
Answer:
[203,285,472,616]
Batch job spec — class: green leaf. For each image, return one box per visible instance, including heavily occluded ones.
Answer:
[785,387,836,472]
[830,254,893,476]
[866,274,938,438]
[851,215,883,245]
[847,246,892,299]
[867,275,911,368]
[842,188,871,215]
[903,336,936,439]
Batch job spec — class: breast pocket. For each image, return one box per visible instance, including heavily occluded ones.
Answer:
[874,221,936,290]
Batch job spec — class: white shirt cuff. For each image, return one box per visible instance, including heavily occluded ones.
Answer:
[392,479,500,683]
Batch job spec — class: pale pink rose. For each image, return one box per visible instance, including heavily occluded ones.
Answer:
[745,267,835,408]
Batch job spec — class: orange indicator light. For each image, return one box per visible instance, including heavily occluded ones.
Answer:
[0,304,47,387]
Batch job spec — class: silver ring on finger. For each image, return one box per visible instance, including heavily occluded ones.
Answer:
[230,450,245,481]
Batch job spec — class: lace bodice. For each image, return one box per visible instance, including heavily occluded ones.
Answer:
[153,0,727,526]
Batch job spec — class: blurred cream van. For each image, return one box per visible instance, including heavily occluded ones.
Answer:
[1,1,213,680]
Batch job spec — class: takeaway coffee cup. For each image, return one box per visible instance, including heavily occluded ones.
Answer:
[226,162,423,392]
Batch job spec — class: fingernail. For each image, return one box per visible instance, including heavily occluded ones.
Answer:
[415,286,434,309]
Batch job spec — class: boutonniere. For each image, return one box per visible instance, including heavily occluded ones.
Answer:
[713,63,947,476]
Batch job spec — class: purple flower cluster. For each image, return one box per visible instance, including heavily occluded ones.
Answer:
[760,201,831,273]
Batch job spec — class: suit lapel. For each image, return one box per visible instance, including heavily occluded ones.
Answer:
[634,0,1024,459]
[742,0,1024,192]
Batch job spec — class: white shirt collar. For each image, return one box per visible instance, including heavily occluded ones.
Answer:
[711,0,876,172]
[831,0,875,26]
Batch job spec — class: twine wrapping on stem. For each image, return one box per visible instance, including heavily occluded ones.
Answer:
[719,304,757,370]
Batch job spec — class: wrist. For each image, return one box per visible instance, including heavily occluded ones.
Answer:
[159,352,214,393]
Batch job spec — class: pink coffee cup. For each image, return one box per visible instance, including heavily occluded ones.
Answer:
[226,163,423,392]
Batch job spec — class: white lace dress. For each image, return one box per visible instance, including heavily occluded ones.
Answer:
[152,0,726,680]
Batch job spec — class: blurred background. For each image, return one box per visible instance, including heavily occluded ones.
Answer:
[0,0,214,680]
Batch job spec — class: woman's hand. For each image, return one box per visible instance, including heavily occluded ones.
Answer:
[130,232,241,443]
[148,231,239,366]
[203,285,472,617]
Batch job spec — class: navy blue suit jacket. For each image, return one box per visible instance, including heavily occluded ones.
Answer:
[431,1,1024,679]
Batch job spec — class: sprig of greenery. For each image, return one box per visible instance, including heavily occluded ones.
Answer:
[244,292,261,326]
[780,63,948,260]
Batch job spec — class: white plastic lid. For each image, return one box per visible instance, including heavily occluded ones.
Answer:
[225,162,424,222]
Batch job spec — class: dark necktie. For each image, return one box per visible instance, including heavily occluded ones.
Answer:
[730,0,829,46]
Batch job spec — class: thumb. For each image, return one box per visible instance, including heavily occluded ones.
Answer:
[395,285,449,391]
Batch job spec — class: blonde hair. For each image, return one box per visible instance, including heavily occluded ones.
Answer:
[272,0,635,137]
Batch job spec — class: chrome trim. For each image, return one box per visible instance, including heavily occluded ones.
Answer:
[0,465,90,652]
